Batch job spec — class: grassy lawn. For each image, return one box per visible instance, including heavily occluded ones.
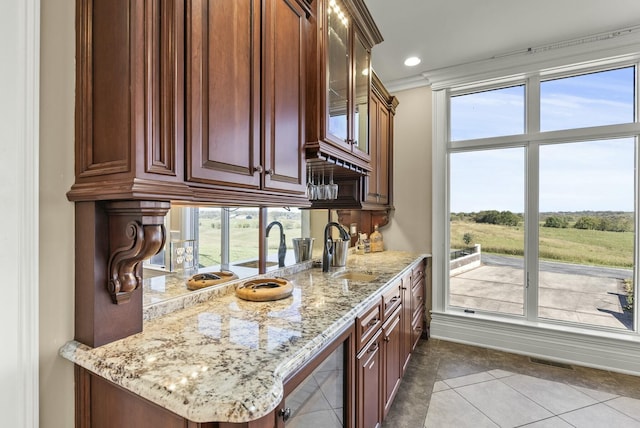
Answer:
[197,221,302,266]
[451,220,634,268]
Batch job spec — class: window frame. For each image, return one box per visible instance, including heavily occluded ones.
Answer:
[437,58,640,337]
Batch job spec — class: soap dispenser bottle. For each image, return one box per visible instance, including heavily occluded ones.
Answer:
[370,224,384,252]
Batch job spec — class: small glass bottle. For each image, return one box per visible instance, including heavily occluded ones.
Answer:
[370,224,383,252]
[356,232,366,255]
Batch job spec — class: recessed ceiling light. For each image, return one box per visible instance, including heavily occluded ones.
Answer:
[404,56,421,67]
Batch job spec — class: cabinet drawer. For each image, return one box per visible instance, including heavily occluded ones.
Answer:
[382,282,402,321]
[411,259,426,286]
[356,298,382,352]
[411,310,424,351]
[411,281,424,319]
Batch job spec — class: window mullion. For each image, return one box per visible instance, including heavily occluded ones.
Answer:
[525,75,540,321]
[525,142,539,321]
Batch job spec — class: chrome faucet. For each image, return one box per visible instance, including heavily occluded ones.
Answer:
[322,222,350,272]
[266,221,287,268]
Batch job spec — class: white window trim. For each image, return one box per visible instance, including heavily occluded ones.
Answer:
[432,49,640,375]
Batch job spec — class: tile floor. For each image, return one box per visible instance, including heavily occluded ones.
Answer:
[383,339,640,428]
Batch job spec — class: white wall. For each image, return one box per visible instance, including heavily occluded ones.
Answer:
[39,0,75,426]
[384,86,433,254]
[1,0,40,426]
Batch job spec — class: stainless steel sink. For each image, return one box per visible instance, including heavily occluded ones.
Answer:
[331,271,378,282]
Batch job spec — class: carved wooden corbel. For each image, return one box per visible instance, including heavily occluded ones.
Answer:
[105,201,170,305]
[107,220,166,304]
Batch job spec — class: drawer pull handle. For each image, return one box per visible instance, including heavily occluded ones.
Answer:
[401,286,407,290]
[368,343,379,353]
[367,318,378,327]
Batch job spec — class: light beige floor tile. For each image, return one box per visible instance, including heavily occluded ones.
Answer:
[520,416,575,427]
[424,390,498,428]
[432,380,449,392]
[571,385,618,402]
[605,396,640,421]
[456,379,553,427]
[443,371,495,388]
[488,369,514,379]
[500,374,596,414]
[560,403,640,427]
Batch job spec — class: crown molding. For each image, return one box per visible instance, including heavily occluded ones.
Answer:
[425,25,640,90]
[382,73,430,93]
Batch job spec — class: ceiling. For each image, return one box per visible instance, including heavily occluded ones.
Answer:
[364,0,640,88]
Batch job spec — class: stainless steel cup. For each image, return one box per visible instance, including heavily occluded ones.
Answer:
[331,239,350,267]
[292,238,315,263]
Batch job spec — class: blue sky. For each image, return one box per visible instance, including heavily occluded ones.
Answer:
[449,67,636,213]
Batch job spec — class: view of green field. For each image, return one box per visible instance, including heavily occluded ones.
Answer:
[451,214,634,268]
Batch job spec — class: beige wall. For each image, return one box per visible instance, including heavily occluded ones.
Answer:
[39,0,75,426]
[384,86,433,254]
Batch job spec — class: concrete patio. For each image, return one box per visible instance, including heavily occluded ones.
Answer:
[450,262,634,330]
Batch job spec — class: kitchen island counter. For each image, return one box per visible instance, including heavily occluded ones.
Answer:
[60,251,428,424]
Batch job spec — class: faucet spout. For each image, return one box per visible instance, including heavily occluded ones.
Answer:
[266,221,286,268]
[322,222,350,272]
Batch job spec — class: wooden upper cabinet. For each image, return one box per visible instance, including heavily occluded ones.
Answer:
[305,0,382,174]
[186,0,261,189]
[69,0,311,205]
[68,0,188,202]
[263,0,308,194]
[363,72,398,209]
[187,0,308,197]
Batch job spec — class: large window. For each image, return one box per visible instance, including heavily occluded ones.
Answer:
[447,64,638,333]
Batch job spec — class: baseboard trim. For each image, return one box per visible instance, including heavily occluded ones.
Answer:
[430,312,640,376]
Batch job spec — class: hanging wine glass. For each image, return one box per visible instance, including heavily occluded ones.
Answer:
[329,169,338,199]
[307,164,315,200]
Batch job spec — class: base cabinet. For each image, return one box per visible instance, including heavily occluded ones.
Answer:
[356,330,382,428]
[355,257,427,428]
[381,307,402,419]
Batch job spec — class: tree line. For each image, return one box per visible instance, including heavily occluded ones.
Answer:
[451,210,633,233]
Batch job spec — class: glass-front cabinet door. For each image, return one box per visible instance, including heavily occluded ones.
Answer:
[353,32,370,157]
[324,0,371,160]
[326,0,350,147]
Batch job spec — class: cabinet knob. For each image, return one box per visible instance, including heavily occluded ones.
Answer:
[384,336,390,343]
[279,407,292,421]
[254,165,263,174]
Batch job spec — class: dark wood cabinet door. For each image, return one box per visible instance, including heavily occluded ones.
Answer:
[262,0,307,194]
[376,102,390,205]
[187,0,262,189]
[357,332,382,428]
[70,0,187,201]
[364,89,390,206]
[382,308,401,419]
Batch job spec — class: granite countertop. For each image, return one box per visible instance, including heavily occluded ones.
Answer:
[60,251,427,423]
